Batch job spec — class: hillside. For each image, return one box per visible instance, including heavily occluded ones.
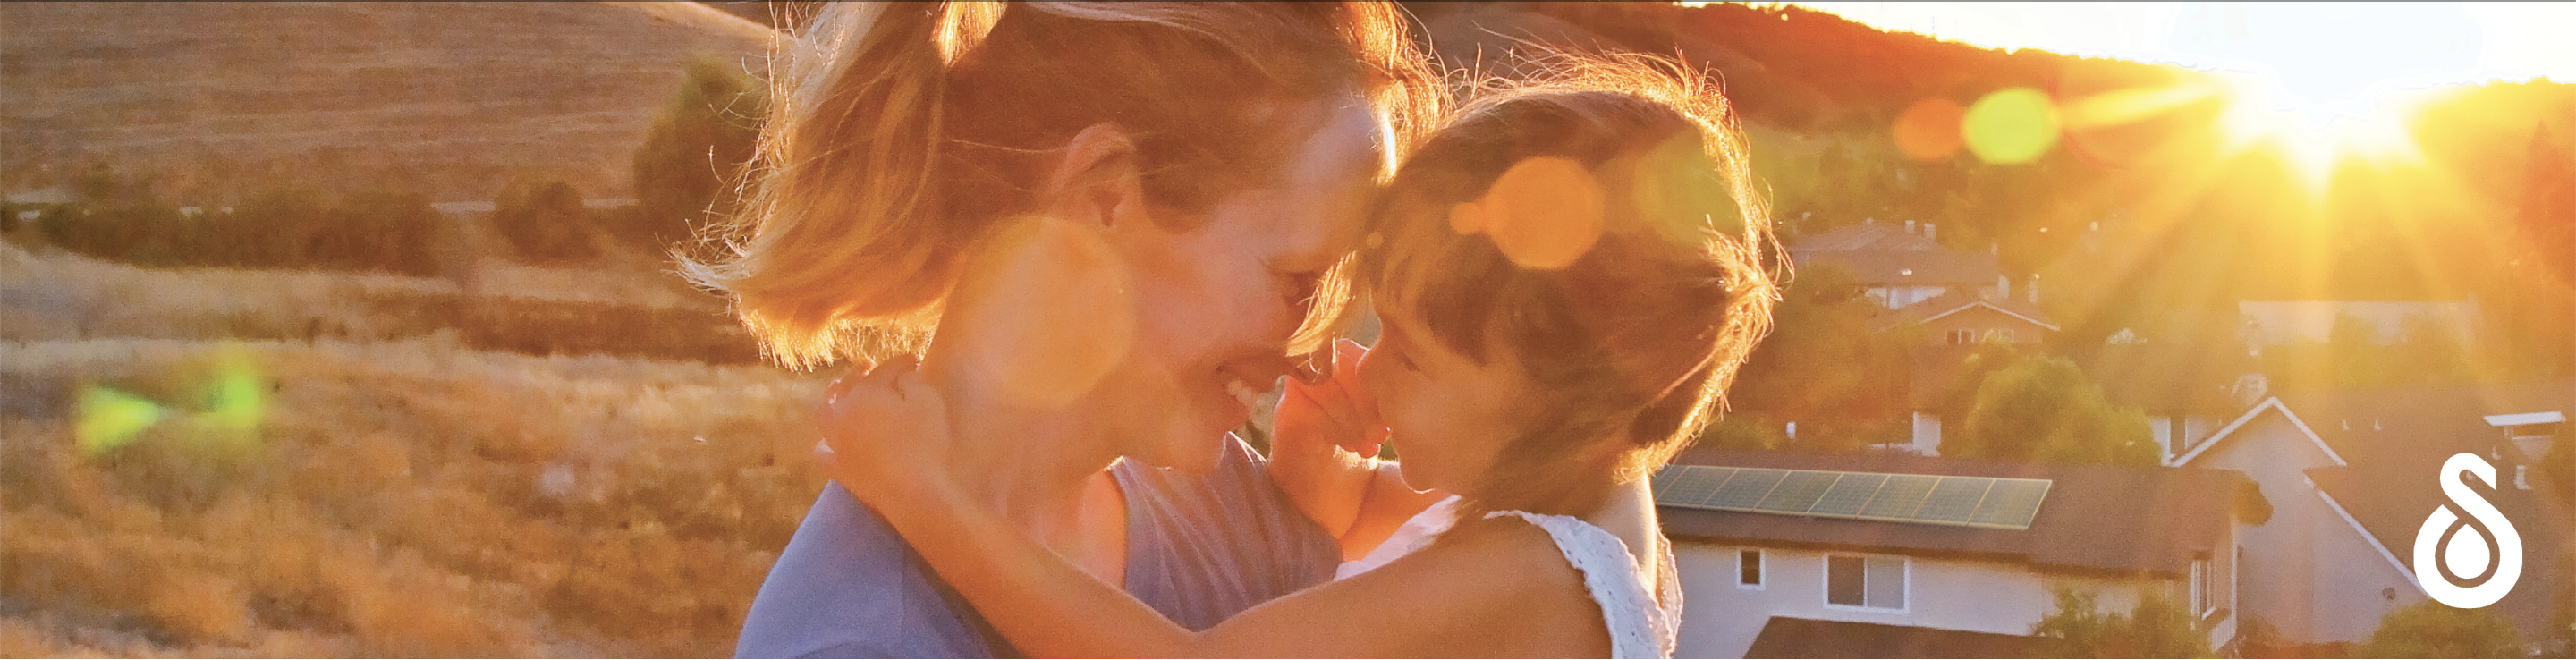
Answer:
[0,2,775,204]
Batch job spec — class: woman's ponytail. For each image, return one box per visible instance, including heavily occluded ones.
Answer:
[683,3,996,368]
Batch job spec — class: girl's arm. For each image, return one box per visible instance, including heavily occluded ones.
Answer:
[872,469,1589,657]
[818,362,1597,657]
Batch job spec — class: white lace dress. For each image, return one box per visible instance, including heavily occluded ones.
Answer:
[1335,496,1682,659]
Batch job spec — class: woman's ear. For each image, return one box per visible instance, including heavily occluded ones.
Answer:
[1042,123,1148,230]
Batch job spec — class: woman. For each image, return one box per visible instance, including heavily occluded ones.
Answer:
[682,3,1444,656]
[815,59,1778,657]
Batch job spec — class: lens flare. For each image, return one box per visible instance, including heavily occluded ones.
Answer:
[1892,98,1967,162]
[203,346,267,432]
[75,386,169,454]
[1962,88,2061,165]
[1453,157,1606,271]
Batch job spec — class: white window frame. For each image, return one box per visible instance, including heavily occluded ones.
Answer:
[2190,554,2217,619]
[1738,548,1767,590]
[2190,558,2207,616]
[1821,554,1910,613]
[1947,329,1975,345]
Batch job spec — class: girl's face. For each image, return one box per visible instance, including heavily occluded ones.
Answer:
[1355,300,1541,495]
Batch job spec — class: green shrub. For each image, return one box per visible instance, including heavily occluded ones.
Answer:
[628,55,766,252]
[2360,600,2522,658]
[2032,588,2212,658]
[491,178,598,263]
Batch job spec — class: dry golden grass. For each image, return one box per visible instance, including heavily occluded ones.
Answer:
[1,249,833,656]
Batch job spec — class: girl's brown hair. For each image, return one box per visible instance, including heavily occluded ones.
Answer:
[683,2,1444,368]
[1359,55,1779,517]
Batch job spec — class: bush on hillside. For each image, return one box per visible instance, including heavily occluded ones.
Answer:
[627,55,767,252]
[30,180,444,276]
[490,178,598,263]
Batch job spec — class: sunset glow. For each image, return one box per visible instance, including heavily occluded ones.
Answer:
[1732,2,2575,180]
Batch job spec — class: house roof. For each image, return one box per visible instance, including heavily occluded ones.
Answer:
[1788,222,1948,252]
[2278,381,2575,637]
[1796,249,2004,287]
[1789,224,2004,286]
[1743,617,2038,659]
[1660,449,2258,576]
[2074,340,2254,414]
[1868,289,2059,333]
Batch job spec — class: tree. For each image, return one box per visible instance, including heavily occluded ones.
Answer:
[2359,600,2521,658]
[1949,350,2157,465]
[1722,261,1912,453]
[491,178,598,263]
[317,189,443,275]
[629,55,766,250]
[2031,588,2212,658]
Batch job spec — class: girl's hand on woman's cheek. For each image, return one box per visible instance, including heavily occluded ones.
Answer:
[813,356,959,509]
[1274,338,1388,461]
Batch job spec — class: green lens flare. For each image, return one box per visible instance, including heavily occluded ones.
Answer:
[204,351,266,431]
[1962,88,2062,165]
[75,386,168,454]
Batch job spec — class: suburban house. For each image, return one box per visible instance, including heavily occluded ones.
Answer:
[1788,220,2028,313]
[1791,222,2064,458]
[1869,288,2056,348]
[2236,299,2483,347]
[2083,339,2262,463]
[1655,449,2262,658]
[2170,380,2573,651]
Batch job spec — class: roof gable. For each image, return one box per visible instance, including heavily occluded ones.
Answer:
[1872,292,2060,333]
[2171,396,2347,467]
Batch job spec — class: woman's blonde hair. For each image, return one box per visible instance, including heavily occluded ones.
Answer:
[1359,55,1779,517]
[682,2,1444,369]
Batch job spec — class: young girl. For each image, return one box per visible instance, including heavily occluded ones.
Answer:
[818,57,1776,657]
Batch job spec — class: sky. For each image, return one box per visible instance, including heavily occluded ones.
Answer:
[1723,2,2575,121]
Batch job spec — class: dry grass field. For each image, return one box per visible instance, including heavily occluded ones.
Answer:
[1,242,834,656]
[0,2,774,202]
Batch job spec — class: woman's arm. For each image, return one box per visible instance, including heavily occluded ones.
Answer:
[818,363,1597,657]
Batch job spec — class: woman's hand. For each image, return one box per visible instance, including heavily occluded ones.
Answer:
[812,356,958,511]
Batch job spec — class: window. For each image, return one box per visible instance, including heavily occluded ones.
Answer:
[1739,549,1765,588]
[1826,555,1906,610]
[1947,329,1976,345]
[2190,556,2211,616]
[1987,328,2014,343]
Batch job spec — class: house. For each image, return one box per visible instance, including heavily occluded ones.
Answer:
[2170,380,2574,651]
[2080,339,2259,463]
[1788,220,2020,311]
[1656,449,2261,658]
[1869,289,2056,348]
[1791,222,2063,458]
[2237,300,2481,347]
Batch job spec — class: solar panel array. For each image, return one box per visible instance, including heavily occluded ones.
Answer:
[1652,465,2052,530]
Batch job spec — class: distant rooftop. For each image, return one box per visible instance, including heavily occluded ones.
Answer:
[1661,449,2257,576]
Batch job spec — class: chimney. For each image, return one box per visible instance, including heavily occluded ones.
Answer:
[1990,241,2000,256]
[2027,274,2040,304]
[1905,219,1917,235]
[1924,223,1937,241]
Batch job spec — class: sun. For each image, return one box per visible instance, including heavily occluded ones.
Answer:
[2209,70,2434,189]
